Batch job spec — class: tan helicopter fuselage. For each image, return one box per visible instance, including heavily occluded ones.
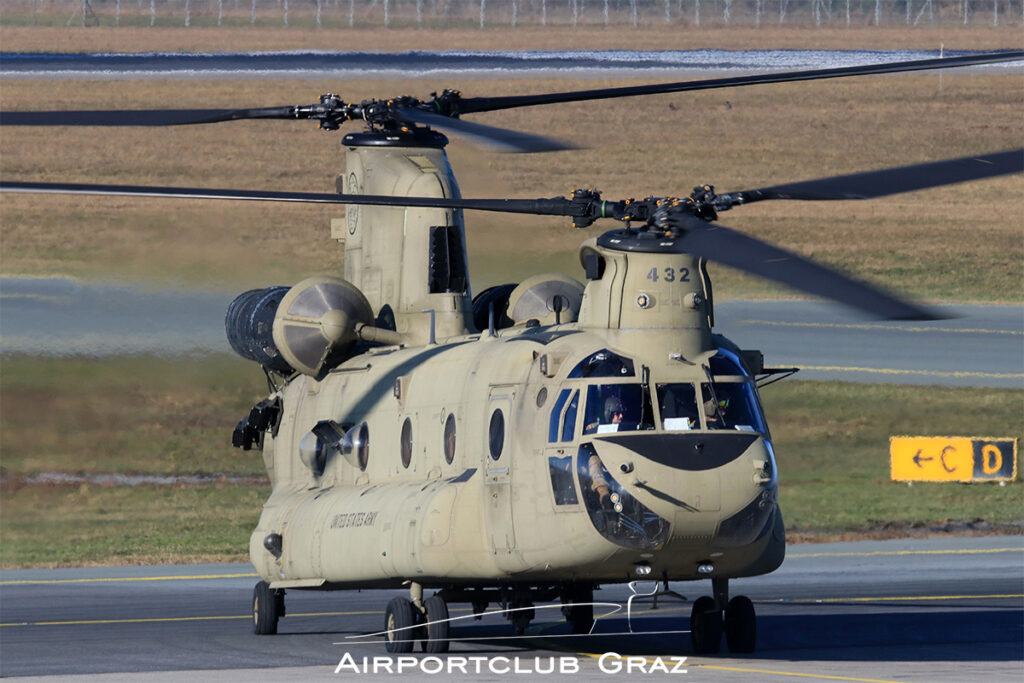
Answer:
[247,138,784,591]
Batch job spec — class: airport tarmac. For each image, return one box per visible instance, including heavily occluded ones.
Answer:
[1,535,1021,681]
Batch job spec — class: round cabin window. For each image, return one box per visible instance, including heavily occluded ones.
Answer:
[443,414,457,465]
[400,418,413,469]
[536,387,548,408]
[488,409,505,461]
[357,422,370,471]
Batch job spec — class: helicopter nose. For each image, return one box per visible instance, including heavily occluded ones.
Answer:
[588,432,773,537]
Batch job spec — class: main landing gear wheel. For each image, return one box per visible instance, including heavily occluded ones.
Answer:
[724,595,757,653]
[421,595,451,654]
[253,580,283,635]
[561,585,595,635]
[384,596,416,653]
[689,595,722,654]
[510,602,535,636]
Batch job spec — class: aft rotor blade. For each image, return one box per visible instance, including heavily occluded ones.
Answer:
[733,148,1024,203]
[0,107,301,127]
[395,108,575,153]
[454,51,1024,114]
[674,215,941,321]
[0,181,582,216]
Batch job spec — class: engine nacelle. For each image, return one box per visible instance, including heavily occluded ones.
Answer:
[226,276,378,377]
[225,286,292,374]
[271,276,375,377]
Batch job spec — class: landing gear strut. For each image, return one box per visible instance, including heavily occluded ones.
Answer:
[690,578,756,654]
[560,583,595,634]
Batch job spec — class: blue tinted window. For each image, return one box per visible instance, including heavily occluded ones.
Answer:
[709,348,749,377]
[548,389,570,443]
[561,390,579,442]
[568,349,635,378]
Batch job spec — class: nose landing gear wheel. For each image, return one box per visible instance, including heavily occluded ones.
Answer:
[253,581,282,635]
[421,595,450,653]
[724,595,757,653]
[689,595,722,654]
[384,596,416,653]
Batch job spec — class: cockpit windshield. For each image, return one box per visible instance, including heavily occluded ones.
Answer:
[702,381,767,433]
[655,348,768,433]
[582,383,654,435]
[656,383,699,430]
[703,348,768,433]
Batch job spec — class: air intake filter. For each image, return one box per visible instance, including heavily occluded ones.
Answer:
[271,276,373,377]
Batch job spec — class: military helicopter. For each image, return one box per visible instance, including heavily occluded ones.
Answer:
[2,50,1022,656]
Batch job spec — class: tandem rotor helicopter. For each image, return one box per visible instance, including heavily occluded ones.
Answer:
[2,50,1023,656]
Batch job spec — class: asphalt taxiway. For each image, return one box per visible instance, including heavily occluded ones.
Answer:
[1,535,1021,681]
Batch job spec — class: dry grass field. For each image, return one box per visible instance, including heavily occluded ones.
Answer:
[1,17,1022,52]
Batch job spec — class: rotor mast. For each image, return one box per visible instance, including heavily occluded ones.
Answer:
[335,130,474,345]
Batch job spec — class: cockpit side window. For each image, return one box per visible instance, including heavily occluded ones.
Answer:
[568,349,635,378]
[548,389,570,443]
[561,390,580,441]
[656,383,699,431]
[582,383,654,434]
[548,389,581,443]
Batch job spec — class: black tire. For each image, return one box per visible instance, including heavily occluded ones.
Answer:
[421,595,451,654]
[384,597,416,654]
[253,580,280,635]
[562,585,595,635]
[690,596,722,654]
[724,595,757,654]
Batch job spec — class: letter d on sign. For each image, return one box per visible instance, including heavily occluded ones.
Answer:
[971,439,1017,481]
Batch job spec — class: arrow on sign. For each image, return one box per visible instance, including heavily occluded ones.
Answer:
[912,450,933,468]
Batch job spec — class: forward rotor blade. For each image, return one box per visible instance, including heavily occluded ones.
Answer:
[0,107,300,127]
[454,51,1024,115]
[0,181,581,216]
[395,108,575,153]
[733,148,1023,203]
[673,215,941,321]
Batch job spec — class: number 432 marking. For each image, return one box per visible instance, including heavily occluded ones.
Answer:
[647,267,690,283]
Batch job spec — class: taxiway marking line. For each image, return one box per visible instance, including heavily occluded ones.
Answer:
[0,610,380,627]
[0,572,258,585]
[799,593,1024,604]
[692,663,900,683]
[789,547,1022,559]
[797,365,1024,379]
[577,653,898,683]
[3,595,1016,629]
[737,319,1022,336]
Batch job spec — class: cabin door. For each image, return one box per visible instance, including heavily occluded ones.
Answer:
[484,385,515,553]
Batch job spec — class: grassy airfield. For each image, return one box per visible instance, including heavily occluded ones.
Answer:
[0,24,1021,566]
